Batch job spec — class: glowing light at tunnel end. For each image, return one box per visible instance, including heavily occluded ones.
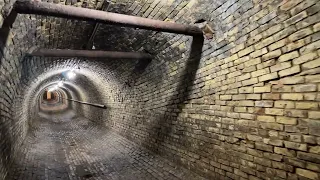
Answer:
[58,81,64,87]
[67,71,76,79]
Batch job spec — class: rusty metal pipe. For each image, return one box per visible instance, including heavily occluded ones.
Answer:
[59,96,106,109]
[67,98,106,109]
[30,49,153,59]
[14,0,203,36]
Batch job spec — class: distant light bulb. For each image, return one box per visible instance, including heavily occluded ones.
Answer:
[67,71,76,79]
[58,81,63,87]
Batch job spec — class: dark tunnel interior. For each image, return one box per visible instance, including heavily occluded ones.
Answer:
[0,0,320,180]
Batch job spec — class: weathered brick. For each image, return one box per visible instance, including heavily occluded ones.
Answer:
[255,36,275,50]
[284,11,308,26]
[296,168,318,180]
[234,169,248,178]
[237,73,251,81]
[275,101,295,108]
[240,113,256,120]
[284,39,307,52]
[242,78,259,86]
[263,138,283,147]
[280,0,303,11]
[302,58,320,70]
[309,111,320,119]
[258,72,278,82]
[293,52,318,65]
[289,134,302,143]
[288,27,313,42]
[268,39,288,51]
[233,94,246,100]
[220,95,232,100]
[254,86,271,93]
[262,50,282,61]
[281,93,303,100]
[247,34,263,46]
[257,115,275,122]
[284,157,306,168]
[231,43,245,54]
[278,51,299,62]
[290,0,318,15]
[314,22,320,32]
[274,26,297,41]
[276,116,297,125]
[296,12,320,30]
[284,109,308,118]
[243,65,257,73]
[306,162,320,173]
[239,46,255,57]
[298,152,320,164]
[260,122,284,131]
[250,48,268,58]
[278,66,301,77]
[255,100,273,107]
[244,58,261,67]
[296,102,318,109]
[246,94,261,100]
[247,134,262,142]
[310,146,320,154]
[284,141,307,151]
[263,24,283,37]
[272,84,293,93]
[257,59,276,69]
[265,108,283,115]
[303,135,317,144]
[234,107,247,112]
[274,147,296,157]
[266,169,286,179]
[251,68,270,77]
[300,40,320,54]
[270,62,291,72]
[306,74,320,82]
[279,76,305,84]
[239,87,254,94]
[255,142,273,152]
[262,93,280,100]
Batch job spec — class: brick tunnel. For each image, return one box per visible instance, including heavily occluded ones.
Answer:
[0,0,320,179]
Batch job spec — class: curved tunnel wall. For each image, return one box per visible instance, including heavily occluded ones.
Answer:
[0,0,320,179]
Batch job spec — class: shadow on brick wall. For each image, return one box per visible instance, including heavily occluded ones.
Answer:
[0,10,17,176]
[146,35,204,161]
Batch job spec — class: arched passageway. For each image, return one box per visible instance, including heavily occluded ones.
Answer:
[1,0,320,180]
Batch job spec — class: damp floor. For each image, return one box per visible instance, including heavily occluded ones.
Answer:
[6,113,205,180]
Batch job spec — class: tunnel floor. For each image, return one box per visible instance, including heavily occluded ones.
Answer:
[6,114,204,180]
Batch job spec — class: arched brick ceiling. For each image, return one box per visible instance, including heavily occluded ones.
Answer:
[1,0,319,179]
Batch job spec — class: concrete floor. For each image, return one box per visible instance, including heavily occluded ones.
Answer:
[6,113,204,180]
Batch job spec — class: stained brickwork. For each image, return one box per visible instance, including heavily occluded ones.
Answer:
[0,0,319,179]
[102,0,320,180]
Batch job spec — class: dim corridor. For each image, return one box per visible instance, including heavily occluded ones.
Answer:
[6,114,204,180]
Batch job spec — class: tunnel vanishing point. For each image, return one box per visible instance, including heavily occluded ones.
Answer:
[0,0,320,179]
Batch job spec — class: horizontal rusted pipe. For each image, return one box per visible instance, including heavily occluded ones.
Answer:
[14,0,203,36]
[30,49,153,59]
[60,96,106,109]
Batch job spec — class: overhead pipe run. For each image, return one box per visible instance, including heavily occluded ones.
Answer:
[30,49,153,59]
[14,0,203,36]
